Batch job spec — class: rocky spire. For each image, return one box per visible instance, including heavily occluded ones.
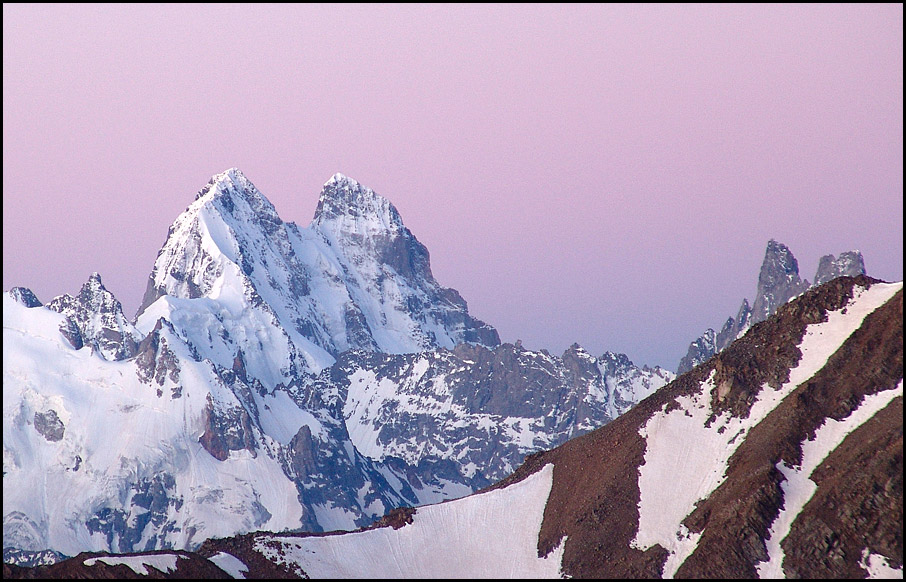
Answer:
[814,251,866,286]
[751,239,810,324]
[46,273,140,360]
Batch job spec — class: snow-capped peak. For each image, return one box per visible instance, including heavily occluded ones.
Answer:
[136,169,499,387]
[195,168,251,199]
[312,173,404,236]
[325,171,352,186]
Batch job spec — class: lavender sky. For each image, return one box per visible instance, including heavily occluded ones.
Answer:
[3,4,903,370]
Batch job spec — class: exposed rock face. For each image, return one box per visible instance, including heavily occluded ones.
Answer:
[8,287,42,308]
[197,395,257,462]
[814,250,866,286]
[677,241,866,374]
[32,410,64,442]
[133,319,183,397]
[751,239,811,324]
[46,273,140,361]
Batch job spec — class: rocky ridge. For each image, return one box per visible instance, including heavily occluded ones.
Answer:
[677,240,866,374]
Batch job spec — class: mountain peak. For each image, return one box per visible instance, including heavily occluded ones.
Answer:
[814,250,866,286]
[312,174,404,235]
[195,168,249,200]
[751,239,810,324]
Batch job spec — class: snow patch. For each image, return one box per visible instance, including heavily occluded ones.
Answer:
[756,381,904,579]
[208,551,249,579]
[83,553,180,575]
[860,550,904,579]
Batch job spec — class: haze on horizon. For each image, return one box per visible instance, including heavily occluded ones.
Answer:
[3,4,903,370]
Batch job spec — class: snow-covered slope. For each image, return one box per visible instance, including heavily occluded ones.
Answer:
[2,293,305,555]
[249,464,564,579]
[95,274,897,580]
[5,272,899,578]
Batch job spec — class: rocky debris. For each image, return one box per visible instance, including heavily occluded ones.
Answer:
[8,287,42,308]
[32,410,64,442]
[480,276,903,578]
[782,398,902,578]
[45,273,140,361]
[366,505,417,530]
[677,281,902,578]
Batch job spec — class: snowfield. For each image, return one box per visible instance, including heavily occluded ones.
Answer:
[254,463,564,578]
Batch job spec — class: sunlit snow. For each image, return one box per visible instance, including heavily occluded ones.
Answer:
[82,553,181,575]
[254,464,564,578]
[208,551,249,579]
[860,549,905,579]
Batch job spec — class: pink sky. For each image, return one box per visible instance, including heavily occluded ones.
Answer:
[3,4,902,369]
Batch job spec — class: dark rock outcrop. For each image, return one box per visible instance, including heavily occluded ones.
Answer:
[32,410,64,442]
[8,287,42,308]
[46,273,140,361]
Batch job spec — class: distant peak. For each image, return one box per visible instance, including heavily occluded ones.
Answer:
[195,168,254,201]
[761,239,799,271]
[312,173,404,233]
[325,172,355,187]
